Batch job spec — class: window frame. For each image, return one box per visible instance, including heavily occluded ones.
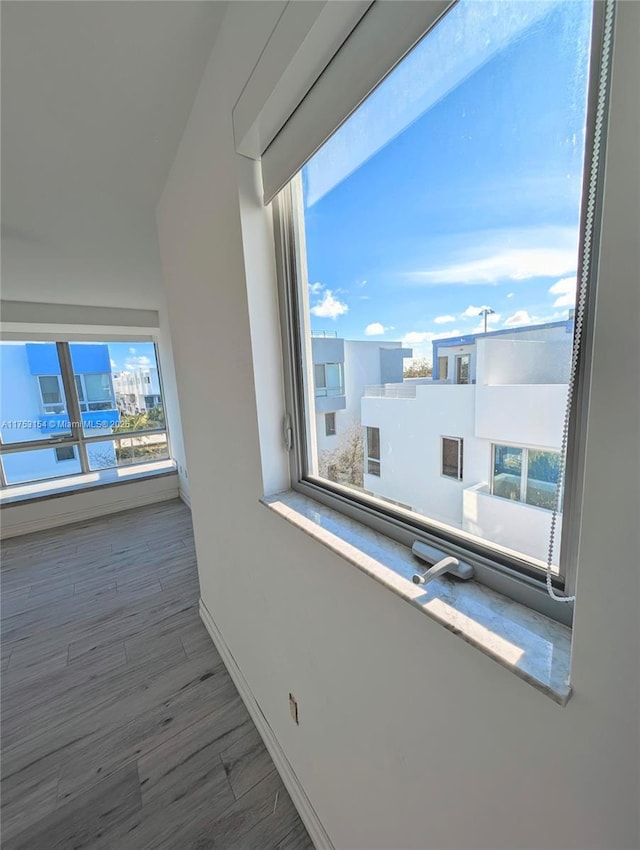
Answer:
[441,436,463,481]
[37,374,66,413]
[325,412,336,437]
[366,426,381,477]
[0,340,171,488]
[314,362,345,398]
[272,0,613,627]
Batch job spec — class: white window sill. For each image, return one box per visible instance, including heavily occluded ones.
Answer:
[0,460,177,507]
[261,490,572,705]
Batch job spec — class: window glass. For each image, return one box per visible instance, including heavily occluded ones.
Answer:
[526,449,561,510]
[69,343,165,437]
[493,446,523,501]
[0,343,72,444]
[84,373,113,402]
[38,376,63,406]
[87,435,169,471]
[289,0,594,572]
[366,427,381,476]
[74,375,85,403]
[442,437,462,480]
[2,445,81,484]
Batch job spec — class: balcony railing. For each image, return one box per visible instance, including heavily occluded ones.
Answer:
[364,384,417,399]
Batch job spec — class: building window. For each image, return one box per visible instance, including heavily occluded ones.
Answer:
[455,355,470,385]
[325,412,336,436]
[37,375,65,413]
[273,0,609,618]
[492,445,561,511]
[1,341,169,487]
[441,437,463,480]
[74,373,116,413]
[366,426,380,476]
[314,363,344,398]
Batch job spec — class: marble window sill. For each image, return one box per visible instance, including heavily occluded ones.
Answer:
[261,490,572,706]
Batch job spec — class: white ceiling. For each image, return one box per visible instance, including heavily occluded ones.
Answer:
[1,1,227,308]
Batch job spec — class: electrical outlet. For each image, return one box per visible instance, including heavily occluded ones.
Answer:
[289,692,299,725]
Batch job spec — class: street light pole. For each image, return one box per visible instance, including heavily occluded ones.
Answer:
[480,307,496,333]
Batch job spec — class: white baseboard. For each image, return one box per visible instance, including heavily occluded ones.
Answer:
[179,488,191,509]
[1,478,179,538]
[199,598,334,850]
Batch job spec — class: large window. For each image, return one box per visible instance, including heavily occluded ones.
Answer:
[314,363,344,398]
[0,341,169,486]
[274,0,609,618]
[492,445,562,512]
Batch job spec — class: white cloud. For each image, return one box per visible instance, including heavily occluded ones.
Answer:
[470,313,502,333]
[128,347,136,354]
[504,310,533,327]
[110,359,117,369]
[433,314,456,324]
[124,355,152,371]
[308,281,324,294]
[507,292,515,299]
[365,322,386,336]
[401,329,462,360]
[549,275,577,308]
[310,290,348,320]
[462,304,493,318]
[357,279,367,288]
[408,249,577,285]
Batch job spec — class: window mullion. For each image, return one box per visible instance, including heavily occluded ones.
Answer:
[56,342,90,474]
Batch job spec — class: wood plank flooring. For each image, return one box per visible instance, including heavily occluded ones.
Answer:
[0,499,313,849]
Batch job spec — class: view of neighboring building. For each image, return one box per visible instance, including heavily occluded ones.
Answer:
[313,319,572,566]
[311,332,412,458]
[113,363,162,416]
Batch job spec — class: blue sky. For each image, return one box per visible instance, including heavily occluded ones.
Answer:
[301,0,592,360]
[107,342,157,374]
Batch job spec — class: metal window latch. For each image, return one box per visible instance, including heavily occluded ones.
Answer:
[283,414,293,452]
[411,541,474,585]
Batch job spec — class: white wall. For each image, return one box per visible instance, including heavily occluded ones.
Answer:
[156,3,639,848]
[463,483,562,566]
[479,338,572,385]
[475,384,568,448]
[361,385,485,526]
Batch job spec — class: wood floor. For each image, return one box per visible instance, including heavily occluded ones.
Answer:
[0,499,313,850]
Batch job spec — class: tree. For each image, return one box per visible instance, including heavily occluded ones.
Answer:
[113,405,165,433]
[403,358,432,378]
[318,423,364,488]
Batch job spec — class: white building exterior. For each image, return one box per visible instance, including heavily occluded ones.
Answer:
[360,321,572,565]
[310,335,412,458]
[113,366,162,415]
